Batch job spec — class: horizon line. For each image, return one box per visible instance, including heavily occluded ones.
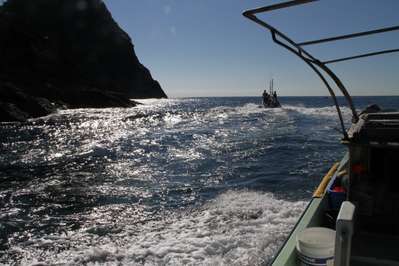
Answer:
[169,95,399,98]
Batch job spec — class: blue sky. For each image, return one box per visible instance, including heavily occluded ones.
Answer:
[103,0,399,97]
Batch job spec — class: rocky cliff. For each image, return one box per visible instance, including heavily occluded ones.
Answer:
[0,0,167,122]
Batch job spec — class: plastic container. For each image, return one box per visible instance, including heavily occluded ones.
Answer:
[296,227,335,266]
[327,175,347,210]
[328,186,347,210]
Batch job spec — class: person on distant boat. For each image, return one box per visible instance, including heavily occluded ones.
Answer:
[272,91,281,107]
[272,91,278,105]
[262,90,269,106]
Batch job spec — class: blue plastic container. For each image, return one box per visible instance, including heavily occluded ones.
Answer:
[327,176,347,210]
[327,188,346,210]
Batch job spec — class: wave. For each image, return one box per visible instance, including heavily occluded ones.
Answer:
[282,105,353,119]
[15,190,307,265]
[204,103,352,122]
[207,103,264,117]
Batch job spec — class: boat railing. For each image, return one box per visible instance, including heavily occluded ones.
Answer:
[335,201,355,266]
[243,0,399,140]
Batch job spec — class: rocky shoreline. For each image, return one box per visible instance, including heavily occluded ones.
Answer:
[0,0,167,122]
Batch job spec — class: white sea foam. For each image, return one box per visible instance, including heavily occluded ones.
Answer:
[282,105,352,119]
[16,190,307,266]
[119,191,306,266]
[236,103,265,115]
[207,103,264,118]
[204,103,352,126]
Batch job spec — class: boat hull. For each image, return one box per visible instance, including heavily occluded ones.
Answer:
[271,156,347,265]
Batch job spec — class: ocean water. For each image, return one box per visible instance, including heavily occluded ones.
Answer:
[0,96,398,265]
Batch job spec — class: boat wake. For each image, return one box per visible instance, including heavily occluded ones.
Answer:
[13,190,307,265]
[282,105,352,119]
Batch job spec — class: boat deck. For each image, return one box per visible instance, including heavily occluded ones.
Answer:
[351,233,399,266]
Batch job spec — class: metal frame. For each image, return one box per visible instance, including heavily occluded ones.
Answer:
[243,0,399,139]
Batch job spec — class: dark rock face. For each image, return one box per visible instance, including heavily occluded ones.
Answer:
[0,83,56,121]
[0,0,167,122]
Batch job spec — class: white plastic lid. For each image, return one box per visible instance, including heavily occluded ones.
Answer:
[297,227,335,249]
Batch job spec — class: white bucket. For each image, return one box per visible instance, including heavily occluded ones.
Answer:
[296,227,335,266]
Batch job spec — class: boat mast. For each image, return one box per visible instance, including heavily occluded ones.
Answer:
[269,79,273,95]
[272,79,274,95]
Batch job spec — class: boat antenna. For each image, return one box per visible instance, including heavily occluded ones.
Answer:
[272,79,274,94]
[271,79,273,94]
[269,78,274,94]
[243,0,399,139]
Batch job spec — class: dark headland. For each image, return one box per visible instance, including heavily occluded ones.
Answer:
[0,0,167,122]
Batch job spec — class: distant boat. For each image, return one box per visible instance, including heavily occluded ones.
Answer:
[262,79,281,108]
